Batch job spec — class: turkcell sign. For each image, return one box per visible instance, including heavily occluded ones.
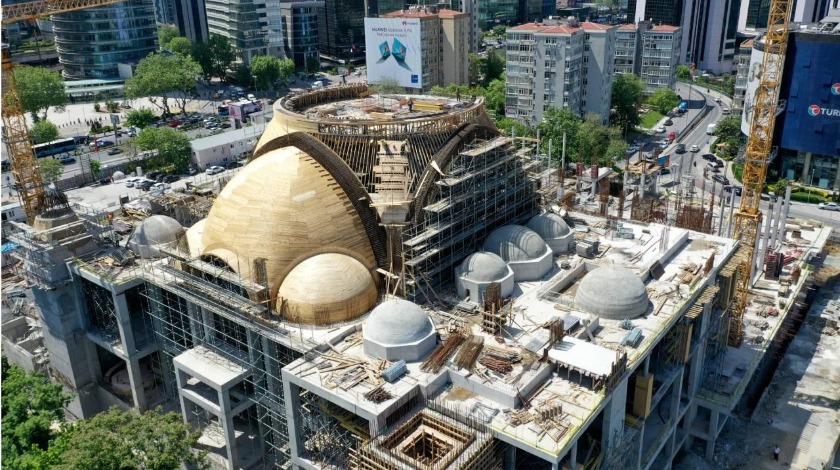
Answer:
[808,104,840,117]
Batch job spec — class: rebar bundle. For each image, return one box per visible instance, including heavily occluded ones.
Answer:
[421,333,465,373]
[364,385,393,404]
[453,335,484,370]
[479,356,513,374]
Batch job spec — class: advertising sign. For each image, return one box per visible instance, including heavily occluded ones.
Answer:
[364,17,422,89]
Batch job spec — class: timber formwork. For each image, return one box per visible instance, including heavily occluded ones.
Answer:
[401,136,540,302]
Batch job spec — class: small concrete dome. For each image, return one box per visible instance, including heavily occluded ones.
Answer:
[574,266,649,319]
[277,253,377,325]
[365,299,432,345]
[483,225,547,262]
[459,252,509,282]
[129,215,185,258]
[527,213,570,239]
[364,298,436,361]
[111,171,126,180]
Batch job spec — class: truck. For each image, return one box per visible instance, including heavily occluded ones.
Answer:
[706,123,716,135]
[678,101,688,113]
[228,99,262,120]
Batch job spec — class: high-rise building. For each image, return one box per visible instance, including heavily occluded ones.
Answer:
[173,0,209,43]
[366,7,470,92]
[628,0,683,26]
[281,1,323,68]
[680,0,741,74]
[53,0,158,80]
[738,0,834,30]
[153,0,176,25]
[205,0,266,63]
[318,0,366,63]
[504,19,618,126]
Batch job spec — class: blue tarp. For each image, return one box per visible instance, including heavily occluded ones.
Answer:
[1,241,20,253]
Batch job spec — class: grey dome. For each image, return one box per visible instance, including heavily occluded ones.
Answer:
[527,213,570,239]
[459,252,509,282]
[129,215,185,258]
[483,225,547,262]
[574,266,649,319]
[364,298,433,345]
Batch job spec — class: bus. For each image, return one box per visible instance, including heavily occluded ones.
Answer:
[32,138,77,158]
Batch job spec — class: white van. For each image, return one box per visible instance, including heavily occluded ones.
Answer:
[311,80,324,89]
[706,123,716,135]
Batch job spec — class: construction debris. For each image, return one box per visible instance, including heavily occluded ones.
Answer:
[453,335,484,370]
[363,385,393,404]
[421,333,465,373]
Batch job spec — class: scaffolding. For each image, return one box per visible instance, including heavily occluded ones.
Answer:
[401,136,540,302]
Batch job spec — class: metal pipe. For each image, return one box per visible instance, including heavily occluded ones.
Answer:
[758,203,774,276]
[558,133,566,199]
[779,186,792,244]
[727,189,736,237]
[768,196,783,250]
[717,170,727,236]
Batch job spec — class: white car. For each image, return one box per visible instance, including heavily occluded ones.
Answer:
[690,144,700,152]
[124,177,142,187]
[654,126,666,134]
[818,202,840,211]
[151,182,171,191]
[206,166,225,175]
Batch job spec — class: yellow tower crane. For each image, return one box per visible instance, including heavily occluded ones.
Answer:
[729,0,795,346]
[2,0,126,223]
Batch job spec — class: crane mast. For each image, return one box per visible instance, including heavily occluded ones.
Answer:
[1,0,126,223]
[729,0,795,346]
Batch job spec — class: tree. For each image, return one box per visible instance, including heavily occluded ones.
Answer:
[105,99,120,113]
[157,25,179,50]
[1,357,73,468]
[251,55,282,91]
[42,407,207,470]
[647,88,680,115]
[278,58,296,86]
[306,58,321,74]
[484,51,505,85]
[721,73,736,95]
[190,41,214,82]
[39,158,64,183]
[484,77,505,117]
[369,77,403,94]
[611,73,644,132]
[234,64,253,88]
[468,53,486,86]
[168,37,191,56]
[13,66,67,122]
[496,117,534,138]
[491,25,507,37]
[676,64,692,81]
[208,35,235,80]
[125,53,201,116]
[136,127,192,172]
[90,159,101,176]
[126,108,158,129]
[30,120,59,144]
[538,107,582,157]
[714,116,742,140]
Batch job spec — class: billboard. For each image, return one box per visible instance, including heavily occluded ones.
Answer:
[364,17,422,89]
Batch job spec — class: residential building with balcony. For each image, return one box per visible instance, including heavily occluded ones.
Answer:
[614,24,639,75]
[205,0,267,64]
[639,25,682,94]
[732,38,753,117]
[581,23,617,124]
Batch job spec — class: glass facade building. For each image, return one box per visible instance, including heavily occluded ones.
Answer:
[317,0,366,62]
[53,0,157,80]
[281,2,322,68]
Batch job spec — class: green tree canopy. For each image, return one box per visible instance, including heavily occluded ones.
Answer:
[490,25,507,37]
[484,77,505,117]
[234,64,253,88]
[39,158,65,183]
[41,407,207,470]
[468,53,486,86]
[126,108,158,129]
[168,37,191,56]
[496,117,534,138]
[484,51,505,85]
[676,64,692,81]
[1,357,73,468]
[13,66,67,122]
[369,77,403,94]
[647,87,680,115]
[157,25,179,49]
[278,58,296,85]
[721,73,736,95]
[714,116,742,140]
[125,53,202,116]
[190,41,214,82]
[611,73,644,133]
[30,120,59,144]
[251,55,282,91]
[208,35,235,80]
[538,107,582,157]
[136,127,192,172]
[577,113,625,168]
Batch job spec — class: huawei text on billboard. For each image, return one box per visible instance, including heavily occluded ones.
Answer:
[807,104,840,117]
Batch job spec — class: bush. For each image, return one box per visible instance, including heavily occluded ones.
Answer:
[789,192,825,203]
[94,102,101,112]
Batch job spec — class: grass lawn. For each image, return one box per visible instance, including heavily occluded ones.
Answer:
[640,111,664,129]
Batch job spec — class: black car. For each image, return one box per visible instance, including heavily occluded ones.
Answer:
[1,160,10,172]
[220,122,231,129]
[107,147,123,155]
[137,180,155,191]
[675,144,686,154]
[146,171,163,180]
[226,161,243,169]
[72,136,90,145]
[712,174,730,185]
[702,153,716,162]
[163,174,181,183]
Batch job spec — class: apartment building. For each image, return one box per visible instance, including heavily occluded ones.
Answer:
[732,37,754,117]
[680,0,741,75]
[639,25,682,93]
[614,24,639,75]
[367,7,470,92]
[205,0,267,63]
[505,19,617,126]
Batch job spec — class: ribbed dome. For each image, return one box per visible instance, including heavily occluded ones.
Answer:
[483,225,548,262]
[574,266,649,319]
[129,215,185,258]
[527,213,570,239]
[199,146,376,295]
[277,253,378,325]
[364,299,433,345]
[459,252,509,282]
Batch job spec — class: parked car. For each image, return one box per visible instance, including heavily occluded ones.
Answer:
[188,167,198,176]
[163,174,181,183]
[690,144,700,152]
[724,186,743,196]
[712,174,730,185]
[654,126,666,133]
[107,147,123,155]
[57,155,76,164]
[664,118,673,126]
[626,145,640,155]
[167,120,182,128]
[124,177,142,187]
[667,132,676,141]
[675,144,686,154]
[151,182,171,191]
[219,122,232,129]
[702,153,716,161]
[146,171,163,180]
[136,179,155,191]
[247,93,256,101]
[206,166,225,175]
[226,161,243,169]
[818,202,840,211]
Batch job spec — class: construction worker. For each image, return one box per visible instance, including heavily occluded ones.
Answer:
[773,445,780,461]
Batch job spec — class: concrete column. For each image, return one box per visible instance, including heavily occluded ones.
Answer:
[175,368,190,425]
[704,410,720,461]
[219,389,238,470]
[834,166,840,191]
[768,199,783,251]
[601,378,628,454]
[114,294,137,355]
[801,152,812,184]
[126,356,148,410]
[283,379,304,463]
[503,444,516,470]
[779,186,792,242]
